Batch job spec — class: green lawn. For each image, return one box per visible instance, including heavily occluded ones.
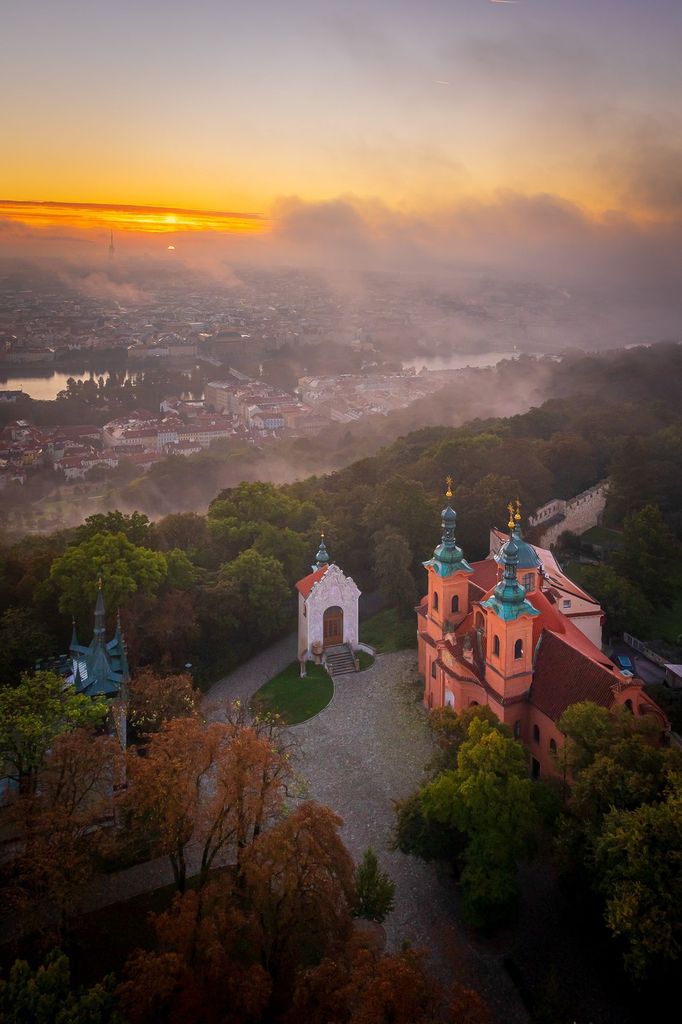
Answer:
[250,661,333,725]
[356,649,375,671]
[360,608,416,654]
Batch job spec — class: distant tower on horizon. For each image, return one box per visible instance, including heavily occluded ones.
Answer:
[108,230,114,260]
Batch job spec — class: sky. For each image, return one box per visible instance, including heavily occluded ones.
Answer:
[1,0,682,288]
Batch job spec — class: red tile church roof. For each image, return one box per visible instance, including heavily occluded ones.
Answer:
[295,564,329,597]
[530,631,619,720]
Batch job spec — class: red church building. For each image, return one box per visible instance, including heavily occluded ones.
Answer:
[417,485,668,778]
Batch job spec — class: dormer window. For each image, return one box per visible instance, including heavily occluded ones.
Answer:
[563,599,571,609]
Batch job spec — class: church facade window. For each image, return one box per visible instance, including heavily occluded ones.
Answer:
[431,660,437,678]
[514,720,521,739]
[549,738,557,754]
[433,591,439,612]
[533,724,540,744]
[493,635,500,657]
[451,595,459,614]
[514,638,524,660]
[523,572,534,592]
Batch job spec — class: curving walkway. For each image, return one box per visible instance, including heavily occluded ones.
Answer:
[294,651,528,1024]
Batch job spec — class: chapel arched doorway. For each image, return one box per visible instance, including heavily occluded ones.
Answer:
[323,605,344,647]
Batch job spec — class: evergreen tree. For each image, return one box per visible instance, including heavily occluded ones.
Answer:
[354,847,396,923]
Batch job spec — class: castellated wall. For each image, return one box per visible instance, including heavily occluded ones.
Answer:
[533,481,609,549]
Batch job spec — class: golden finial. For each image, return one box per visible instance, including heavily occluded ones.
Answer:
[507,501,515,530]
[98,575,103,590]
[320,531,324,539]
[515,498,522,522]
[445,475,453,499]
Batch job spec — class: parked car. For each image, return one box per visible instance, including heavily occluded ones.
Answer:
[615,653,635,673]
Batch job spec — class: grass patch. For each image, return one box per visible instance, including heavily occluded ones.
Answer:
[360,608,416,654]
[250,661,333,725]
[356,649,375,671]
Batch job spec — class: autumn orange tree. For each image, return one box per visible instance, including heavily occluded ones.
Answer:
[123,714,297,892]
[11,728,122,938]
[127,668,198,738]
[119,802,357,1023]
[288,947,491,1024]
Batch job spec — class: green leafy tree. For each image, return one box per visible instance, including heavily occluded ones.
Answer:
[373,528,416,618]
[209,481,317,533]
[354,847,396,923]
[362,475,437,565]
[614,504,680,606]
[0,671,108,793]
[163,548,197,590]
[456,474,522,559]
[0,949,121,1024]
[593,770,682,979]
[428,704,505,772]
[49,532,167,621]
[153,511,209,553]
[76,510,152,547]
[0,607,56,687]
[256,523,309,585]
[219,548,291,642]
[394,790,467,863]
[420,717,536,927]
[579,565,653,638]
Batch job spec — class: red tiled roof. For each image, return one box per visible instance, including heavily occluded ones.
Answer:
[468,559,501,593]
[295,564,328,597]
[530,631,618,720]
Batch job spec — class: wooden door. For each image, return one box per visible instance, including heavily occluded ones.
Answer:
[323,606,343,647]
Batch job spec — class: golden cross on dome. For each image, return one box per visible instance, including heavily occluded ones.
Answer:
[515,498,522,522]
[445,475,453,499]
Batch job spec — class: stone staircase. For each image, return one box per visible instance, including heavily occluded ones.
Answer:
[324,644,356,676]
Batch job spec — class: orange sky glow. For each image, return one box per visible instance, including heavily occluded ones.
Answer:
[0,200,268,237]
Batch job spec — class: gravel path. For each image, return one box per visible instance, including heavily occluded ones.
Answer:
[206,632,298,709]
[294,651,528,1024]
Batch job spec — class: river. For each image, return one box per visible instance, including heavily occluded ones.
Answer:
[0,367,201,401]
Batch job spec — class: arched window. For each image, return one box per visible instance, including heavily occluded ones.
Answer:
[493,635,500,657]
[451,595,459,614]
[624,698,633,713]
[514,638,524,660]
[549,738,557,754]
[433,591,439,612]
[431,660,437,679]
[533,724,540,744]
[514,720,521,739]
[470,700,479,707]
